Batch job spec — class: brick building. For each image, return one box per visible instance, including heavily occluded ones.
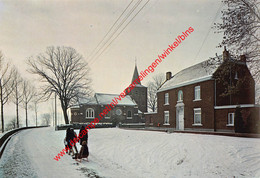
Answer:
[70,64,147,124]
[145,48,260,133]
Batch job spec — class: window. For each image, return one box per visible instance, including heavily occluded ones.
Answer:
[116,109,122,116]
[127,110,132,117]
[227,113,234,126]
[194,86,201,100]
[194,108,201,125]
[178,90,183,101]
[127,110,132,119]
[164,111,169,124]
[86,108,95,118]
[165,93,169,104]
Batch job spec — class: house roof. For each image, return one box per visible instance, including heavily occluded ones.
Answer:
[95,93,137,106]
[158,59,220,92]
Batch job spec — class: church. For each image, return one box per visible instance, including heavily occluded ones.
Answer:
[70,64,147,125]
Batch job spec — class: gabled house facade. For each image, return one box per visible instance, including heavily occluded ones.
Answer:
[145,48,260,133]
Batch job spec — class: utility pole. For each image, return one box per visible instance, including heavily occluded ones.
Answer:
[55,93,57,130]
[35,102,37,127]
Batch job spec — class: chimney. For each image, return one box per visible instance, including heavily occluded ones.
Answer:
[223,46,229,61]
[166,72,172,80]
[240,55,246,63]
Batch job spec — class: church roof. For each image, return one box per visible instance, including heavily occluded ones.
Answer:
[131,64,141,85]
[78,97,98,105]
[130,64,146,88]
[71,93,138,108]
[158,59,220,92]
[95,93,137,106]
[69,97,98,108]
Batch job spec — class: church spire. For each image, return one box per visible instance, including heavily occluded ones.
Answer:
[131,61,141,85]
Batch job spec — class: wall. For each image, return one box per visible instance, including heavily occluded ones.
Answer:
[156,80,215,130]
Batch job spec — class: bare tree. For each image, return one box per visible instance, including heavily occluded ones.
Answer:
[214,0,260,81]
[147,73,165,112]
[22,80,36,127]
[12,68,23,128]
[41,113,51,126]
[0,52,15,132]
[28,46,92,124]
[32,91,43,127]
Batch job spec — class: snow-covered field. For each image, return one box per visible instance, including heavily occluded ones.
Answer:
[0,127,260,178]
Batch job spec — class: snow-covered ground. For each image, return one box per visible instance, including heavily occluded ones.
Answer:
[0,127,260,178]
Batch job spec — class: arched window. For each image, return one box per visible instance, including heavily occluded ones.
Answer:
[127,110,132,117]
[86,108,95,118]
[178,90,183,101]
[127,110,132,119]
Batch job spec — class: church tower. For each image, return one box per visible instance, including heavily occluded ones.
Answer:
[128,64,147,113]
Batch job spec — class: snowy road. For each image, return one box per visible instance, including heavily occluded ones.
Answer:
[0,127,260,178]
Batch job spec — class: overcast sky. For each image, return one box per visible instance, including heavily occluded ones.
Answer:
[0,0,224,125]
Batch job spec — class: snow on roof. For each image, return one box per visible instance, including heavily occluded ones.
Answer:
[95,93,137,106]
[158,59,220,92]
[135,84,147,88]
[78,97,98,105]
[70,97,98,108]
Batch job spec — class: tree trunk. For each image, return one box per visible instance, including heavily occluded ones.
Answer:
[61,101,69,124]
[1,101,4,133]
[62,107,69,124]
[1,86,4,132]
[25,103,28,127]
[16,100,19,128]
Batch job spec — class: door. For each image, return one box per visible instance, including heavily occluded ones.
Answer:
[178,107,184,130]
[176,106,184,130]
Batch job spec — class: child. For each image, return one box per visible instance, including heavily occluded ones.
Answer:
[73,141,89,162]
[64,138,68,153]
[65,128,74,155]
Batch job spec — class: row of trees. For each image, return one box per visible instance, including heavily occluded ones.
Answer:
[1,46,92,132]
[0,51,42,132]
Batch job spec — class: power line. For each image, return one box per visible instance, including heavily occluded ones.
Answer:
[89,0,143,65]
[194,2,223,60]
[90,0,150,65]
[87,0,134,61]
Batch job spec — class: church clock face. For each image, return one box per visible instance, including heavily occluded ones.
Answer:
[116,109,122,116]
